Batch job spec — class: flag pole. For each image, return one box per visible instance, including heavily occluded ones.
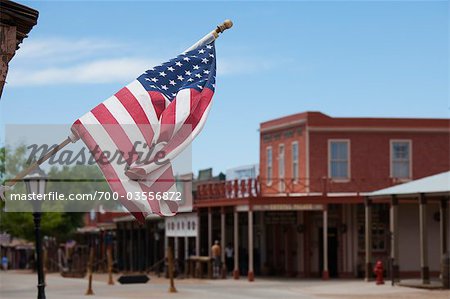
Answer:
[184,19,233,52]
[3,134,77,189]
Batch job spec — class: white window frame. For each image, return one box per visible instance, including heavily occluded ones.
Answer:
[390,139,412,181]
[328,139,351,182]
[291,141,299,183]
[266,146,273,186]
[278,144,285,192]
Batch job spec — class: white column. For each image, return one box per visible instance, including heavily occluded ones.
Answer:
[233,208,240,279]
[322,208,329,280]
[419,194,429,284]
[248,210,254,281]
[390,196,399,282]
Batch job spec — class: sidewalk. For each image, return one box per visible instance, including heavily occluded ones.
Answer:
[0,271,448,299]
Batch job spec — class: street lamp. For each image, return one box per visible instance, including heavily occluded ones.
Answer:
[24,166,47,299]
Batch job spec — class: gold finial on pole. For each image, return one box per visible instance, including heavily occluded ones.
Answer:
[212,19,233,38]
[216,19,233,34]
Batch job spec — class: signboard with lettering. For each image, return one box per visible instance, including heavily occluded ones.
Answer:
[165,212,198,237]
[264,211,297,224]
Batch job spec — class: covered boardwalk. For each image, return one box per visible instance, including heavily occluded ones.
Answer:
[366,171,449,287]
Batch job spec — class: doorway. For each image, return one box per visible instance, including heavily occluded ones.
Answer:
[319,227,338,278]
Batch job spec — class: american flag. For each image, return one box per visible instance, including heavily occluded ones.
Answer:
[71,42,216,223]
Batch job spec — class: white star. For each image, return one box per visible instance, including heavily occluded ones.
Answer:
[175,61,183,67]
[145,78,151,81]
[159,71,167,77]
[209,54,214,58]
[161,85,168,90]
[197,85,203,89]
[187,78,194,82]
[167,66,175,72]
[177,75,184,81]
[195,73,202,78]
[150,85,157,88]
[183,57,191,62]
[193,65,200,70]
[151,77,158,82]
[201,58,209,64]
[203,70,210,75]
[206,45,213,49]
[212,83,216,88]
[171,93,177,97]
[185,70,191,76]
[198,49,205,54]
[169,80,176,86]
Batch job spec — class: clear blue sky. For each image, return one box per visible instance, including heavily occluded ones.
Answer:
[0,1,448,175]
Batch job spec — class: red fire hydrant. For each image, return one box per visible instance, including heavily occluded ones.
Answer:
[373,260,384,285]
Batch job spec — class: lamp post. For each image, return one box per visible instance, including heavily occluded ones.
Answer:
[24,166,47,299]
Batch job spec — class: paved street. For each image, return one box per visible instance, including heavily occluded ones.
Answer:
[0,271,449,299]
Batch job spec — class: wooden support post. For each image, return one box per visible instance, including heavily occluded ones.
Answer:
[419,194,430,284]
[85,245,94,295]
[221,207,227,278]
[174,236,179,275]
[167,246,177,293]
[208,207,212,256]
[107,244,114,285]
[196,209,200,256]
[233,208,240,279]
[43,247,48,285]
[440,198,449,257]
[365,197,372,281]
[322,207,329,280]
[441,198,449,289]
[248,209,254,282]
[130,222,134,272]
[0,24,16,98]
[390,195,400,283]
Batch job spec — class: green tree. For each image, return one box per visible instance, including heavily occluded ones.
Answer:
[0,145,112,241]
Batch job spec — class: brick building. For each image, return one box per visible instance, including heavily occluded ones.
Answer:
[194,111,450,280]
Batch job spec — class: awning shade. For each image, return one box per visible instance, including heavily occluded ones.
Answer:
[368,171,450,198]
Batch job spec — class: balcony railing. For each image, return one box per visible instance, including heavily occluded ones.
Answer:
[195,179,259,200]
[195,177,403,201]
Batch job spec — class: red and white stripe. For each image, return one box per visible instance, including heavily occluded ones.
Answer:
[71,80,214,222]
[126,87,214,178]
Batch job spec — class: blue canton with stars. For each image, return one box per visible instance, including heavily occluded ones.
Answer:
[137,43,216,102]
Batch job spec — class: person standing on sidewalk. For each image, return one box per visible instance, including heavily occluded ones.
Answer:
[211,240,221,278]
[225,242,233,274]
[2,256,8,271]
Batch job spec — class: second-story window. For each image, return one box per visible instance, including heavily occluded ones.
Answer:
[266,147,272,185]
[292,142,299,182]
[278,144,285,191]
[391,140,411,179]
[329,140,350,180]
